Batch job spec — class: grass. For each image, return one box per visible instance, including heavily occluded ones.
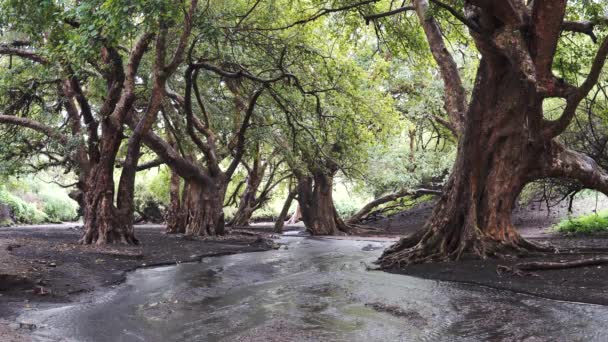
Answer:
[554,210,608,234]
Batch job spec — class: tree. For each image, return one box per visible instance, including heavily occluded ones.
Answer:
[228,145,290,227]
[0,0,199,244]
[363,0,608,266]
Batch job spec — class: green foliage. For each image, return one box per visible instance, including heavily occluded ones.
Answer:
[0,175,78,224]
[132,166,171,221]
[362,133,455,197]
[38,189,78,222]
[333,181,369,217]
[554,210,608,235]
[0,186,47,224]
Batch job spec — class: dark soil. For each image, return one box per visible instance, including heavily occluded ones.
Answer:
[365,200,608,305]
[0,225,274,320]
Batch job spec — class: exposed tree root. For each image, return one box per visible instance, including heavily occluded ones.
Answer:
[377,229,555,269]
[498,256,608,276]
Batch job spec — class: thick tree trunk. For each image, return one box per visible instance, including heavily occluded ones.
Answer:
[274,189,297,233]
[79,164,137,245]
[297,172,351,235]
[180,179,226,236]
[378,58,552,267]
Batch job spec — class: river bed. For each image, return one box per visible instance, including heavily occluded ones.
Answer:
[19,236,608,341]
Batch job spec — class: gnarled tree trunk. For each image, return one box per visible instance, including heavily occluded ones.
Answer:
[379,57,551,266]
[80,164,137,245]
[297,172,351,235]
[376,0,608,267]
[180,178,226,236]
[286,203,302,224]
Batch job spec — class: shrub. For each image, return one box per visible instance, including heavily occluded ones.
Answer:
[0,187,48,224]
[554,210,608,234]
[39,190,78,222]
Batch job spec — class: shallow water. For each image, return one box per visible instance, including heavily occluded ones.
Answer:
[20,236,608,341]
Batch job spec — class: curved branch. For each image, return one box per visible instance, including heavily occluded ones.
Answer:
[346,188,441,224]
[0,44,48,64]
[257,0,379,31]
[225,87,266,178]
[544,36,608,138]
[540,141,608,196]
[363,6,414,24]
[0,114,67,144]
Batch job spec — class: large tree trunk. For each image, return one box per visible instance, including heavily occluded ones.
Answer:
[378,58,552,267]
[180,179,226,236]
[79,164,137,245]
[297,172,351,235]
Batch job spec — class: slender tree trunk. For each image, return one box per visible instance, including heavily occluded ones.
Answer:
[378,58,551,266]
[296,172,351,235]
[230,163,265,227]
[274,188,297,233]
[180,178,226,236]
[166,168,184,233]
[286,203,302,224]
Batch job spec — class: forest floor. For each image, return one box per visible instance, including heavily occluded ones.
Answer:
[0,224,276,333]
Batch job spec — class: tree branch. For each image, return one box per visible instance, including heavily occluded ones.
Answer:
[0,115,67,144]
[412,0,467,136]
[225,87,266,178]
[544,35,608,138]
[346,188,441,224]
[363,6,414,24]
[258,0,379,31]
[540,141,608,196]
[0,44,48,64]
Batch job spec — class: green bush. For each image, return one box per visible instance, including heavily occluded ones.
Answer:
[39,190,78,222]
[554,210,608,234]
[0,187,48,224]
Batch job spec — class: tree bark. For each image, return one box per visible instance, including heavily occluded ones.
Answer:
[378,57,553,266]
[180,179,227,236]
[296,172,351,235]
[274,188,297,233]
[286,203,302,224]
[347,188,441,224]
[166,168,184,234]
[79,163,137,245]
[230,161,266,227]
[377,1,608,267]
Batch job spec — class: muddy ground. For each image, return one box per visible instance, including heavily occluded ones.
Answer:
[0,225,275,321]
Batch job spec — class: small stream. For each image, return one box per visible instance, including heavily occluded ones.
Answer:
[20,236,608,341]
